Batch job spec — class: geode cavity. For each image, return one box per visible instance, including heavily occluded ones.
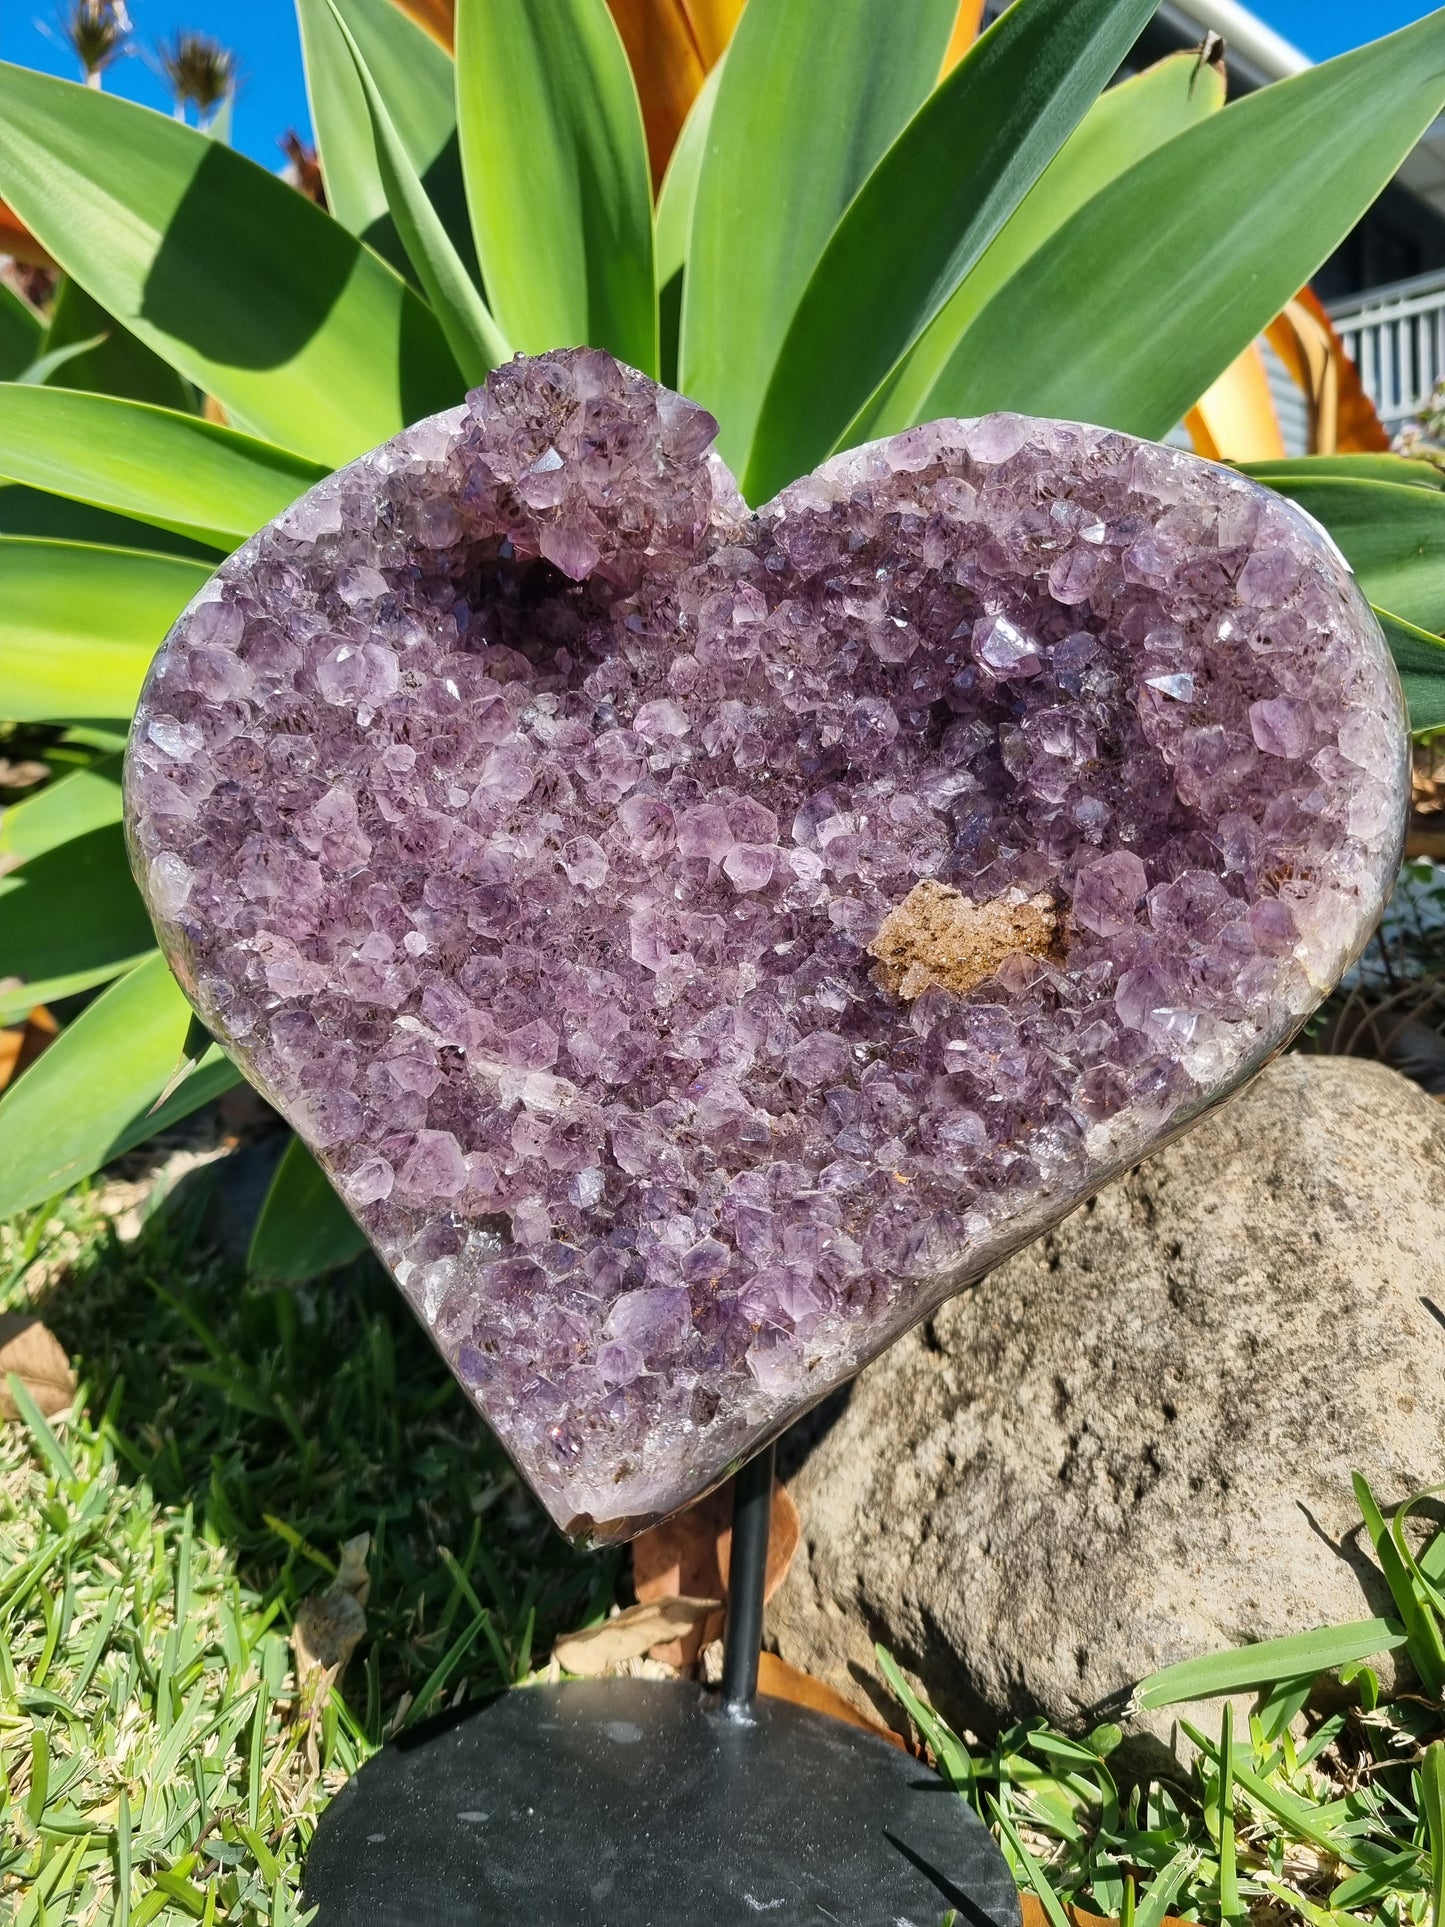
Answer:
[123,350,1408,1540]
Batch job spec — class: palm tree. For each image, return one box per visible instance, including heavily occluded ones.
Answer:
[153,29,238,129]
[56,0,131,88]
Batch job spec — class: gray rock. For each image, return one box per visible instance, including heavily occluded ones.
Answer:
[771,1056,1445,1770]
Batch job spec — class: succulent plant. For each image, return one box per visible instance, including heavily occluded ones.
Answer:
[3,0,1445,1282]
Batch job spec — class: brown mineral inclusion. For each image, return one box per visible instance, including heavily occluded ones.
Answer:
[868,881,1061,1001]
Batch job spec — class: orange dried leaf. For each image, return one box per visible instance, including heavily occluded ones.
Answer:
[942,0,987,75]
[387,0,454,50]
[756,1653,907,1749]
[1186,340,1286,464]
[0,1008,57,1096]
[634,1475,800,1665]
[0,1316,77,1421]
[0,198,54,269]
[608,0,711,189]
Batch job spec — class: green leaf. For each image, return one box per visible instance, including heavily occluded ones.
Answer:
[1424,1742,1445,1927]
[248,1136,369,1282]
[0,481,221,559]
[1134,1846,1200,1927]
[863,49,1227,444]
[455,0,656,373]
[16,329,108,387]
[874,1644,974,1794]
[1331,1850,1428,1912]
[0,278,42,380]
[0,538,209,722]
[296,0,479,287]
[0,952,220,1215]
[1353,1471,1445,1699]
[106,1048,241,1161]
[992,1802,1074,1927]
[0,62,462,466]
[682,0,959,473]
[1374,606,1445,735]
[0,386,325,546]
[40,276,195,413]
[1252,476,1445,634]
[743,0,1158,503]
[917,10,1445,442]
[326,1,509,385]
[1242,453,1445,492]
[1132,1617,1409,1710]
[656,58,722,391]
[6,1370,76,1478]
[0,752,123,864]
[0,824,155,1023]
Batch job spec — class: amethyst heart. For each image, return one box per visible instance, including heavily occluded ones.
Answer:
[123,349,1408,1541]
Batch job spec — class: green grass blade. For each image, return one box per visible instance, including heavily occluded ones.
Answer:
[405,1604,492,1724]
[326,1,509,384]
[1134,1845,1200,1927]
[682,0,958,474]
[0,386,324,546]
[296,0,477,287]
[0,753,123,865]
[992,1800,1073,1927]
[0,825,160,1026]
[0,61,462,466]
[1218,1700,1239,1922]
[0,276,43,379]
[6,1372,76,1481]
[1425,1741,1445,1927]
[875,1644,973,1794]
[0,952,211,1217]
[1354,1472,1445,1699]
[455,0,656,374]
[1133,1618,1408,1711]
[916,9,1445,444]
[865,49,1226,444]
[0,538,209,723]
[248,1136,369,1283]
[743,0,1158,502]
[40,275,195,413]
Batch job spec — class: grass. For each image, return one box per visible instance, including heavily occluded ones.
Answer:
[2,1177,1444,1924]
[0,1182,613,1923]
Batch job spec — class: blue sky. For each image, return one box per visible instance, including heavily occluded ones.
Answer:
[0,0,1440,172]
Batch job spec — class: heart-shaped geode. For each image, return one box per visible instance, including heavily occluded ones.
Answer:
[124,349,1408,1541]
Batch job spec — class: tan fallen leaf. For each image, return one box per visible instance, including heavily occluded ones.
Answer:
[0,1316,76,1421]
[633,1475,801,1667]
[554,1597,721,1677]
[291,1533,371,1729]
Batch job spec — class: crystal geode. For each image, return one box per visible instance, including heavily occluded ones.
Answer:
[123,349,1408,1540]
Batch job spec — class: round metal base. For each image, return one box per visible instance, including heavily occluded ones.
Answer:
[302,1679,1021,1927]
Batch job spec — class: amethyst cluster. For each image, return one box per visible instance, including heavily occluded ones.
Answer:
[124,350,1407,1540]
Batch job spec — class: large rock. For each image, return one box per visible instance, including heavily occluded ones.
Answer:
[771,1056,1445,1766]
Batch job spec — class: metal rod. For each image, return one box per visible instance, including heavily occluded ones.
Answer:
[720,1441,776,1716]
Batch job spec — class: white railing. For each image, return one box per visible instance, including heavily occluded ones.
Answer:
[1331,269,1445,437]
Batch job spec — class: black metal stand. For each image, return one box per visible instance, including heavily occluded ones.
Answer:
[302,1444,1020,1927]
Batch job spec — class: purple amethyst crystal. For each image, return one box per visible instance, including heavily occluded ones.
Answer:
[123,349,1408,1541]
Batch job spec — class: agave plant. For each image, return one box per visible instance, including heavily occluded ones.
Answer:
[3,0,1445,1276]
